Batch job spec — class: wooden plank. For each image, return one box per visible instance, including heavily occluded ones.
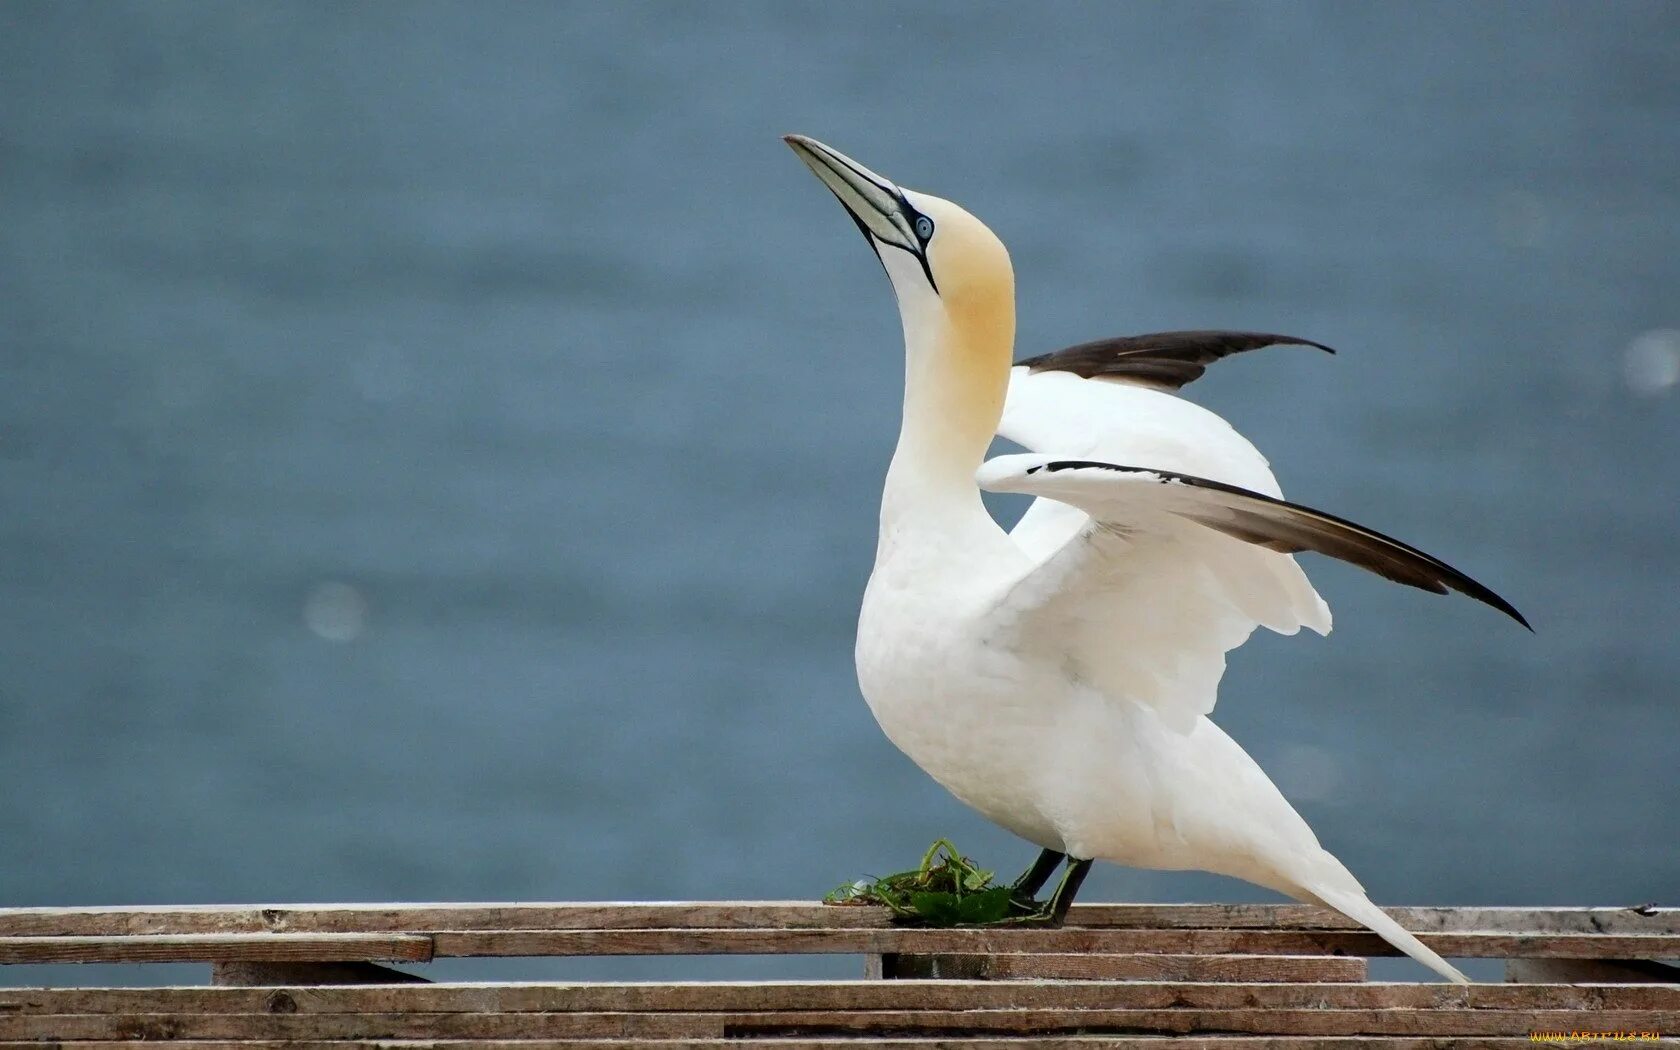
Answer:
[0,934,432,965]
[0,902,896,937]
[1,925,1672,965]
[1069,903,1677,935]
[2,901,1673,936]
[874,952,1368,982]
[0,1039,1644,1050]
[0,905,276,937]
[428,926,1680,959]
[1,981,1677,1015]
[2,1007,1676,1040]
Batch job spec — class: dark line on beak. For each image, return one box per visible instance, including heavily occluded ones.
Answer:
[821,185,886,275]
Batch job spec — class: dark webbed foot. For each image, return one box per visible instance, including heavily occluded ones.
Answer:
[1006,850,1093,926]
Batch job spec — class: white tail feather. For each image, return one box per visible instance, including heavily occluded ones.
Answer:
[1309,883,1469,984]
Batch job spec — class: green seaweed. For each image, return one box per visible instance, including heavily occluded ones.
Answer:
[823,839,1022,926]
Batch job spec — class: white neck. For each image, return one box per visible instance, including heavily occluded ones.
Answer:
[875,259,1014,557]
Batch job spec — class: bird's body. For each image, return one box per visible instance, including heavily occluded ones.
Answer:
[786,135,1525,984]
[853,248,1348,905]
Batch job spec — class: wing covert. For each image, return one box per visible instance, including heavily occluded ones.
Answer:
[980,453,1530,628]
[975,454,1526,731]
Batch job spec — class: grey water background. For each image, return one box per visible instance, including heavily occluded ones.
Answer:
[3,2,1677,984]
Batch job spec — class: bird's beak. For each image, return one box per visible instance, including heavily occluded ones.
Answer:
[783,134,920,258]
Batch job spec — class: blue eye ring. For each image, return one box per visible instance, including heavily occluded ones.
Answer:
[914,215,934,241]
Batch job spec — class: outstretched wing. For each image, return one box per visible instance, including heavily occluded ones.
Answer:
[998,363,1323,596]
[976,452,1528,731]
[992,336,1522,730]
[1017,330,1335,392]
[983,454,1528,623]
[996,366,1336,732]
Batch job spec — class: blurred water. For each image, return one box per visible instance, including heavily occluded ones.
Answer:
[2,2,1677,984]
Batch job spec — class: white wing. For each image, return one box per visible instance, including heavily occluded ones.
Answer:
[1000,365,1311,548]
[993,366,1332,731]
[1000,330,1334,559]
[978,444,1529,732]
[990,365,1525,731]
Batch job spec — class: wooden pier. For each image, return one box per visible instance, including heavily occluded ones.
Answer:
[1,901,1676,1045]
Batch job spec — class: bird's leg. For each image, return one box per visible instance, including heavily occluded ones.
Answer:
[1044,857,1094,926]
[1009,848,1066,904]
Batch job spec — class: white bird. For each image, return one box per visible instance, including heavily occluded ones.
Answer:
[784,134,1528,985]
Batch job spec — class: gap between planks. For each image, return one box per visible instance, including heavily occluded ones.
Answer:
[869,952,1367,981]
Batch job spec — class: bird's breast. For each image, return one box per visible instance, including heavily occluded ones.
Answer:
[854,570,1073,849]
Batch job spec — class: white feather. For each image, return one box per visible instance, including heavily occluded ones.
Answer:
[992,368,1332,733]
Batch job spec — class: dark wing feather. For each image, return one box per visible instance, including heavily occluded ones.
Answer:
[1026,459,1532,630]
[1017,330,1336,391]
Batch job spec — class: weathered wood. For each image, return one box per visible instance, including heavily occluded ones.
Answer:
[2,901,1671,1046]
[210,961,431,986]
[6,980,1677,1014]
[1,1006,1675,1040]
[8,980,1680,1014]
[0,902,906,936]
[0,934,432,965]
[3,925,1672,965]
[874,952,1368,982]
[0,1034,1639,1041]
[2,901,1673,936]
[427,925,1680,959]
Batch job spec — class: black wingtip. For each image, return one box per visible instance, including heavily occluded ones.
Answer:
[1038,458,1529,632]
[1507,601,1535,633]
[1422,563,1531,631]
[1471,587,1532,632]
[1016,330,1338,391]
[1255,333,1338,356]
[1450,568,1530,631]
[1374,545,1531,631]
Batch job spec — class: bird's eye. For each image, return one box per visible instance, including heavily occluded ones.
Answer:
[914,215,934,241]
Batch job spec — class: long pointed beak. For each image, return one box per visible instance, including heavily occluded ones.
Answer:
[783,134,919,255]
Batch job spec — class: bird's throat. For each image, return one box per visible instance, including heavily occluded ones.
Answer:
[881,297,1014,530]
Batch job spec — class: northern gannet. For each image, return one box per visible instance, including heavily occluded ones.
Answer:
[784,134,1528,985]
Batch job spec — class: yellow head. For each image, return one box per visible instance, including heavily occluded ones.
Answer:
[784,135,1016,469]
[783,135,1013,345]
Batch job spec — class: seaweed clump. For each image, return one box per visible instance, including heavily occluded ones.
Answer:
[823,839,1018,926]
